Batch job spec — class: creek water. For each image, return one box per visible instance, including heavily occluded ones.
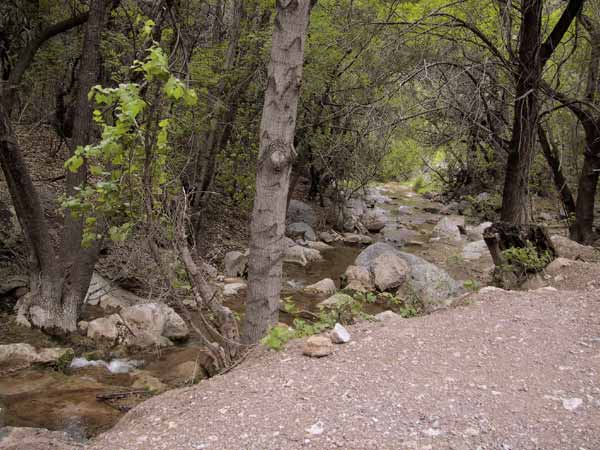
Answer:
[0,183,471,440]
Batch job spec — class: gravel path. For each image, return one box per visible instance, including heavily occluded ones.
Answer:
[88,287,600,450]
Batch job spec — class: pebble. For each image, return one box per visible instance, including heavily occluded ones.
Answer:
[562,397,583,411]
[306,421,324,435]
[330,323,351,344]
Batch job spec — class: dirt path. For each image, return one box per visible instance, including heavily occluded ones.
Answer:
[86,287,600,450]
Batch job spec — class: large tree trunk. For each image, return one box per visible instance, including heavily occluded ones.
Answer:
[500,0,543,224]
[242,0,312,344]
[572,138,600,243]
[0,2,108,333]
[501,0,585,224]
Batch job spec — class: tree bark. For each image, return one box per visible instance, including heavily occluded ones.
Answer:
[242,0,312,344]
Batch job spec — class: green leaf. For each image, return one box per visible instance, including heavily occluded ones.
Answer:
[65,155,84,172]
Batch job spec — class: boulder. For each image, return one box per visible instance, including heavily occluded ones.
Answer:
[356,243,464,310]
[224,251,248,278]
[382,226,421,246]
[288,200,317,226]
[466,222,493,241]
[0,344,73,370]
[319,231,340,244]
[330,323,351,344]
[462,240,490,261]
[361,208,387,233]
[87,315,122,343]
[85,273,144,311]
[287,222,317,241]
[303,278,336,296]
[342,233,373,246]
[284,245,323,266]
[223,281,247,297]
[318,292,354,309]
[303,336,334,357]
[305,241,333,252]
[371,253,410,291]
[131,371,168,393]
[545,257,573,275]
[344,265,374,292]
[432,215,465,242]
[88,303,189,348]
[551,235,600,262]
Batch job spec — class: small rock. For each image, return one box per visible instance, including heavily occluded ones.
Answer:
[304,278,336,296]
[303,336,334,357]
[132,371,168,393]
[306,421,324,435]
[77,320,89,332]
[342,233,373,246]
[562,397,583,411]
[318,292,354,309]
[287,222,317,241]
[330,323,350,344]
[284,245,323,266]
[374,310,402,322]
[319,231,340,244]
[344,265,374,292]
[223,282,247,297]
[304,241,333,252]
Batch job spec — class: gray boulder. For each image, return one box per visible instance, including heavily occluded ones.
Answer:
[224,251,248,278]
[551,235,600,262]
[466,222,493,241]
[432,215,465,242]
[361,208,387,233]
[356,243,464,310]
[371,253,410,291]
[462,240,490,261]
[342,233,373,246]
[304,278,336,296]
[287,222,317,241]
[344,265,374,292]
[288,200,317,226]
[85,273,144,311]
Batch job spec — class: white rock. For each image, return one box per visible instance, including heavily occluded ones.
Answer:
[330,323,350,344]
[284,245,323,266]
[223,282,247,296]
[562,397,583,411]
[306,421,324,436]
[462,240,490,261]
[432,215,465,242]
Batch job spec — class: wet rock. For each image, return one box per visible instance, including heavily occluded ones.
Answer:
[342,233,373,246]
[551,235,600,262]
[224,251,248,278]
[374,310,402,322]
[284,245,323,266]
[318,292,354,309]
[303,336,334,357]
[382,227,420,246]
[288,199,317,226]
[462,240,490,261]
[0,426,84,450]
[223,281,247,297]
[304,241,333,252]
[287,222,317,241]
[371,253,410,291]
[304,278,336,296]
[0,344,74,370]
[330,323,351,344]
[361,208,387,233]
[432,216,465,242]
[356,243,464,310]
[319,231,340,243]
[344,265,374,292]
[132,371,168,393]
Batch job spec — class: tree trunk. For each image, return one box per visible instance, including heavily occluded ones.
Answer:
[537,126,576,217]
[501,0,585,224]
[572,139,600,243]
[242,0,312,344]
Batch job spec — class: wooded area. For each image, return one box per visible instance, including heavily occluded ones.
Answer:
[1,0,600,443]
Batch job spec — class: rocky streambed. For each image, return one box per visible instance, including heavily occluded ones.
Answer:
[3,182,595,443]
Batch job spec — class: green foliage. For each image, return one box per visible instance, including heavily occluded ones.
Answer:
[463,279,480,292]
[501,242,553,274]
[62,43,196,246]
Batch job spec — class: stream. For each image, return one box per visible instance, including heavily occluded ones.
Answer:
[0,183,494,440]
